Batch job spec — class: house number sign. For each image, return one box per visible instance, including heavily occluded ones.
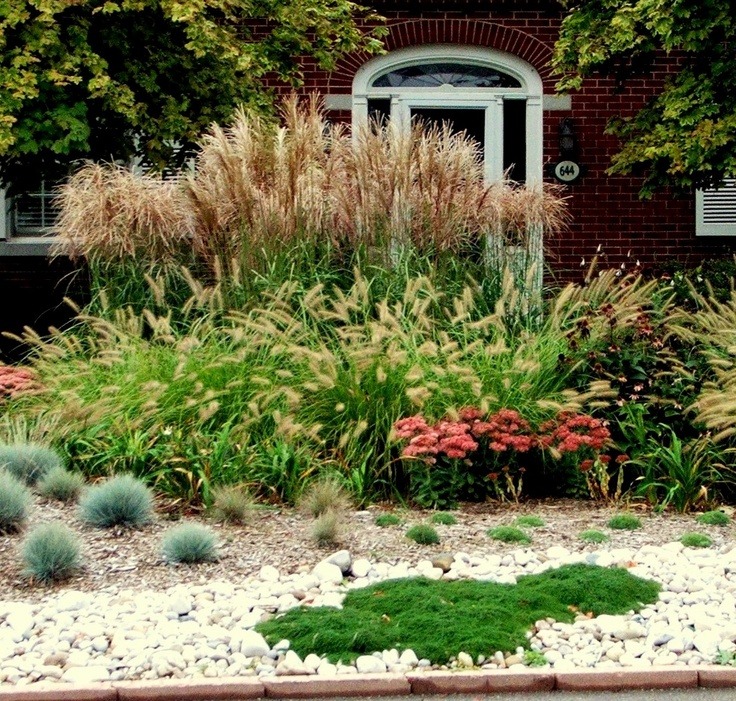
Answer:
[553,160,582,183]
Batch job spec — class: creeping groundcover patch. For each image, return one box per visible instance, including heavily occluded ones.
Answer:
[257,564,659,663]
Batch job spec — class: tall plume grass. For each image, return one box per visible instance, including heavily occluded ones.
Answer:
[52,97,568,279]
[671,285,736,442]
[53,165,194,262]
[10,269,619,503]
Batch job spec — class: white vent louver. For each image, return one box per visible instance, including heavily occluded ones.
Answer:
[696,178,736,236]
[11,186,60,237]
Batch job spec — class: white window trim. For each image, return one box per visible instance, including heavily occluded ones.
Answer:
[352,44,544,186]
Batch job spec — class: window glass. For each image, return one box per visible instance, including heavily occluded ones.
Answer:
[11,180,60,237]
[372,63,521,89]
[503,99,526,183]
[366,98,392,127]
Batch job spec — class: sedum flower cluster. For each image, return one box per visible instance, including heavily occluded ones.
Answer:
[394,408,610,465]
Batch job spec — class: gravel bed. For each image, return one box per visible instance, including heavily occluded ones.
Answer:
[0,498,735,685]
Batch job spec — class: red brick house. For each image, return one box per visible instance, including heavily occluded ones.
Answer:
[1,0,734,351]
[308,0,736,277]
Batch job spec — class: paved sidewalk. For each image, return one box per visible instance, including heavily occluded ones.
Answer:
[346,691,734,701]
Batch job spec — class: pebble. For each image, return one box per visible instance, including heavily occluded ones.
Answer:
[237,631,270,657]
[276,650,309,675]
[355,655,387,674]
[60,667,110,684]
[351,559,372,578]
[323,551,352,575]
[311,562,344,586]
[3,542,736,685]
[431,554,455,572]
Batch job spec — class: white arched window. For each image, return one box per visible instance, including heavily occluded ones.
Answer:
[352,45,543,185]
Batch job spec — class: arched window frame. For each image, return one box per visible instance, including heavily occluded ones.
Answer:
[352,45,544,185]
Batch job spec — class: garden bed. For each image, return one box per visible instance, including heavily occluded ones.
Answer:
[0,497,718,603]
[1,497,736,686]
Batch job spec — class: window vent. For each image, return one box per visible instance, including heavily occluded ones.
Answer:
[11,186,60,237]
[696,179,736,236]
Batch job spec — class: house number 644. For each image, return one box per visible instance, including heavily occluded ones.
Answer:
[553,160,582,183]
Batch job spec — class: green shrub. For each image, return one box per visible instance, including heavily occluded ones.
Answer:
[375,513,401,527]
[0,470,32,532]
[78,475,154,528]
[406,524,440,545]
[579,529,609,544]
[22,523,81,582]
[0,444,63,486]
[607,514,642,530]
[696,510,730,526]
[629,432,727,513]
[680,532,712,548]
[430,512,458,526]
[514,515,545,528]
[299,475,351,519]
[487,526,531,544]
[311,510,341,546]
[37,466,86,503]
[209,484,255,525]
[162,523,218,563]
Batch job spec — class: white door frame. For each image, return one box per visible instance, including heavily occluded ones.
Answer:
[352,44,544,186]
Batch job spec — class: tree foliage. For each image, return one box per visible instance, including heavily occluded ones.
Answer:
[0,0,384,187]
[553,0,736,196]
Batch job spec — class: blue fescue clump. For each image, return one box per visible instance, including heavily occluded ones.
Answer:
[78,474,154,528]
[22,523,81,583]
[162,523,218,563]
[0,443,63,486]
[0,470,32,532]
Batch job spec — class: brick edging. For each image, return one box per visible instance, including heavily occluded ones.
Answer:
[2,667,736,700]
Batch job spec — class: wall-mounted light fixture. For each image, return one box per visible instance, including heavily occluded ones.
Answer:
[559,118,577,157]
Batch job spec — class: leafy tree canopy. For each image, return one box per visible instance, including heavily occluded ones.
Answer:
[553,0,736,197]
[0,0,384,188]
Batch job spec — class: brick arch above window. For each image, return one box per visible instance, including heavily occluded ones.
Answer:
[328,19,556,92]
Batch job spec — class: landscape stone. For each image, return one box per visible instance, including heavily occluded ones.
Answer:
[355,655,387,673]
[276,650,309,675]
[351,558,372,578]
[1,537,736,685]
[431,554,455,572]
[312,561,344,585]
[323,550,352,575]
[60,666,111,683]
[237,630,270,657]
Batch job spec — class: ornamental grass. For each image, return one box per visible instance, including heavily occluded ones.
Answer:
[9,267,625,504]
[53,97,567,281]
